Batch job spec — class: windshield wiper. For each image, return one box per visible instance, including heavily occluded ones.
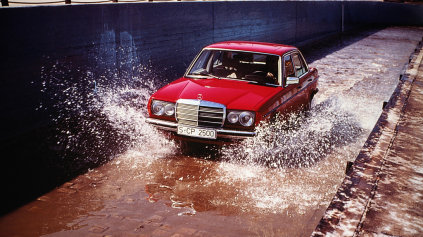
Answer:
[190,72,219,79]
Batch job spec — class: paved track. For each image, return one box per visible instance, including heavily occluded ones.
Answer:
[312,32,423,237]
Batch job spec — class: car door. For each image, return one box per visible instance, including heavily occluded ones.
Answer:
[276,52,312,115]
[292,52,313,107]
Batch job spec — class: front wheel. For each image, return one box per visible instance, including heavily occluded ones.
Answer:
[303,97,313,112]
[305,88,319,111]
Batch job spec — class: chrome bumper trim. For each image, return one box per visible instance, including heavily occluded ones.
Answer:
[145,118,256,139]
[146,118,178,128]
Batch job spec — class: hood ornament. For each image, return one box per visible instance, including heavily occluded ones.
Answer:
[197,94,203,101]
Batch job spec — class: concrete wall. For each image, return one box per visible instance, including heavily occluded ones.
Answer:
[0,1,422,139]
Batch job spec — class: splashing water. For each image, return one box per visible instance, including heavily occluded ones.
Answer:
[40,55,177,174]
[98,84,179,158]
[220,97,363,168]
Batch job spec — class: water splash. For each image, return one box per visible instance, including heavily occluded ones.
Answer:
[39,53,175,174]
[98,85,179,159]
[220,97,363,168]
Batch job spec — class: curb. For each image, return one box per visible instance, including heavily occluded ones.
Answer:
[310,38,423,236]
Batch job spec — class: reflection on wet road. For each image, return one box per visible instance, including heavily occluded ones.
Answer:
[1,26,423,237]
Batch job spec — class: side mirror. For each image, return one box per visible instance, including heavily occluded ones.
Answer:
[286,77,299,85]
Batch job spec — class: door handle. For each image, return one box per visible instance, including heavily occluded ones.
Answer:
[297,85,302,89]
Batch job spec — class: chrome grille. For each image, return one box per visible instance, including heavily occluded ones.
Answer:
[177,103,198,127]
[176,99,225,128]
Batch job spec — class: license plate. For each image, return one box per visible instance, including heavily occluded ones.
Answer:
[177,126,217,139]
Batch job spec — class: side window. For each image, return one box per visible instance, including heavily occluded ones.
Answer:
[284,55,295,79]
[292,53,307,78]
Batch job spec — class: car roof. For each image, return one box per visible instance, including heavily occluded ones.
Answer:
[204,41,298,56]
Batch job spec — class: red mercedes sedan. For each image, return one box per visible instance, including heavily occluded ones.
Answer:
[146,41,319,143]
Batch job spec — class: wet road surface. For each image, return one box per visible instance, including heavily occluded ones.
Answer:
[1,26,423,237]
[312,30,423,236]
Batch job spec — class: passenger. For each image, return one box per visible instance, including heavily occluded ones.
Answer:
[285,57,295,78]
[222,52,239,78]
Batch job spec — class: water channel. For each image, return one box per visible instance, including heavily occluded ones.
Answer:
[1,26,423,237]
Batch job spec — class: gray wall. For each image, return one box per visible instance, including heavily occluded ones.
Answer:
[0,1,423,139]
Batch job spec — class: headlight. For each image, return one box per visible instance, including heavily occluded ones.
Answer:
[239,111,254,126]
[227,112,239,123]
[227,110,255,126]
[164,104,175,116]
[152,101,164,116]
[151,100,175,117]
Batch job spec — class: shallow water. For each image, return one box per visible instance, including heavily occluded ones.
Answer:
[1,26,423,237]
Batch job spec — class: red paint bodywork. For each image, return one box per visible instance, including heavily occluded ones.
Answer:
[206,41,298,55]
[146,41,318,143]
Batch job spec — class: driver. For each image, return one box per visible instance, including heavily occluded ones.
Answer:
[265,55,279,84]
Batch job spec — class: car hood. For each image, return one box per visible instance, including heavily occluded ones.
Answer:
[151,77,280,111]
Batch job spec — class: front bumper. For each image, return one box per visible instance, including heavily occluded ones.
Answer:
[145,118,256,140]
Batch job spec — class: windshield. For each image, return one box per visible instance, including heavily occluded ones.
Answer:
[187,49,280,85]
